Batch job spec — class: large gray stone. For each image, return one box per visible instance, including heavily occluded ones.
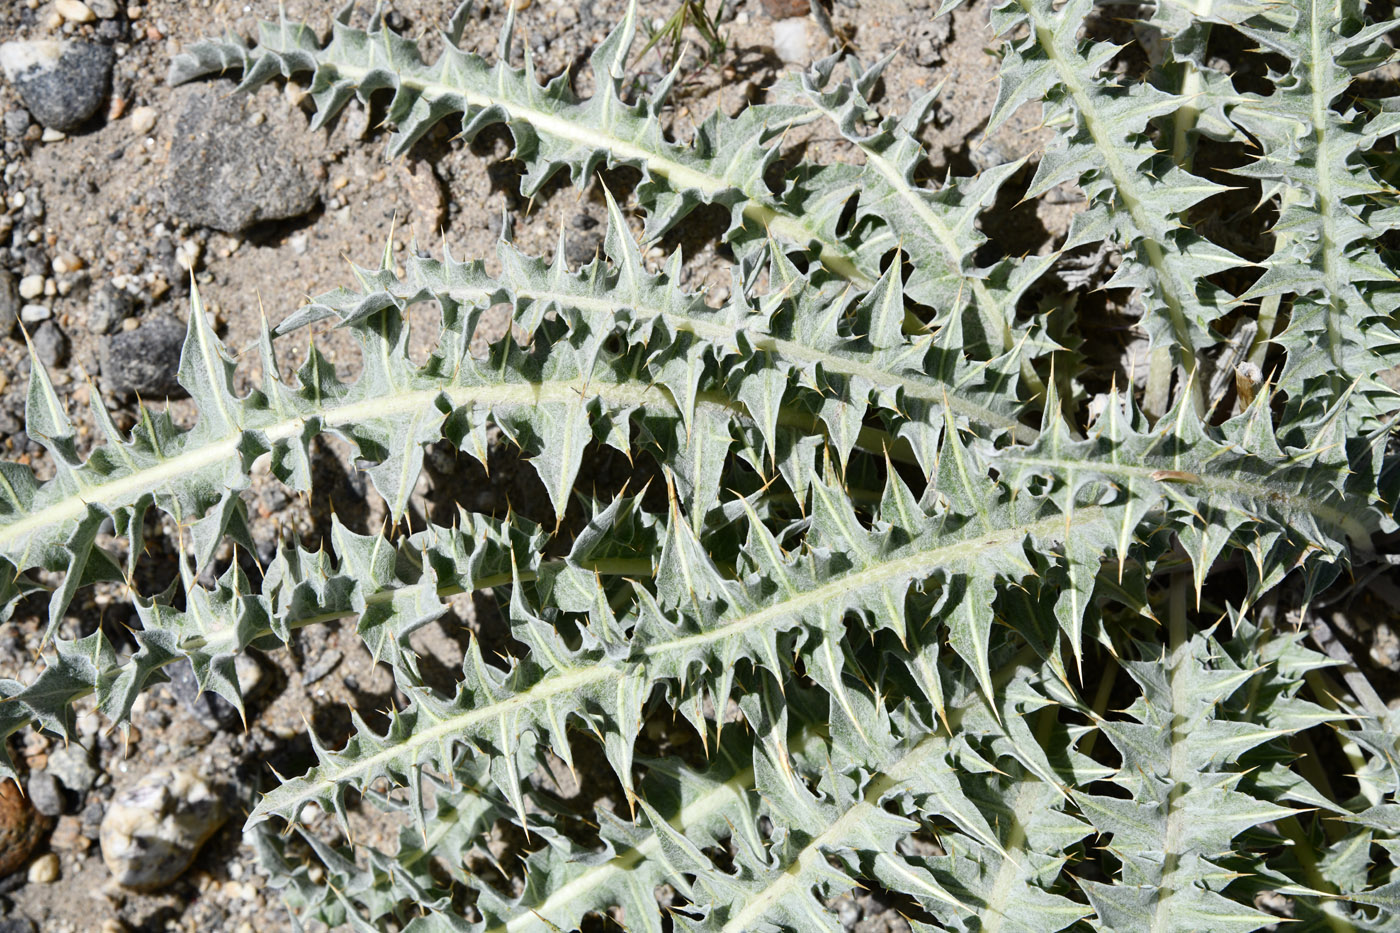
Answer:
[100,315,186,399]
[100,768,227,891]
[164,83,320,233]
[0,41,114,132]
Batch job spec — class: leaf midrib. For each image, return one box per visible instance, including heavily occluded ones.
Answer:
[0,379,658,553]
[494,765,755,933]
[1001,450,1368,544]
[0,365,935,561]
[251,505,1107,820]
[1017,0,1205,372]
[855,142,1015,353]
[432,281,1034,442]
[323,59,868,285]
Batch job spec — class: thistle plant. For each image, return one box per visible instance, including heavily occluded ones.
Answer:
[2,0,1399,930]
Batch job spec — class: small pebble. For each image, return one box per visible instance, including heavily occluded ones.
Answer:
[26,852,59,884]
[76,712,100,742]
[237,653,266,699]
[832,896,860,928]
[46,743,97,795]
[771,17,811,64]
[88,0,118,16]
[128,105,156,135]
[95,17,121,40]
[20,303,50,323]
[40,127,65,142]
[175,238,201,271]
[398,159,445,231]
[48,815,90,853]
[17,275,43,299]
[54,0,96,23]
[88,282,133,333]
[2,109,29,138]
[26,772,64,817]
[32,320,68,367]
[50,253,82,275]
